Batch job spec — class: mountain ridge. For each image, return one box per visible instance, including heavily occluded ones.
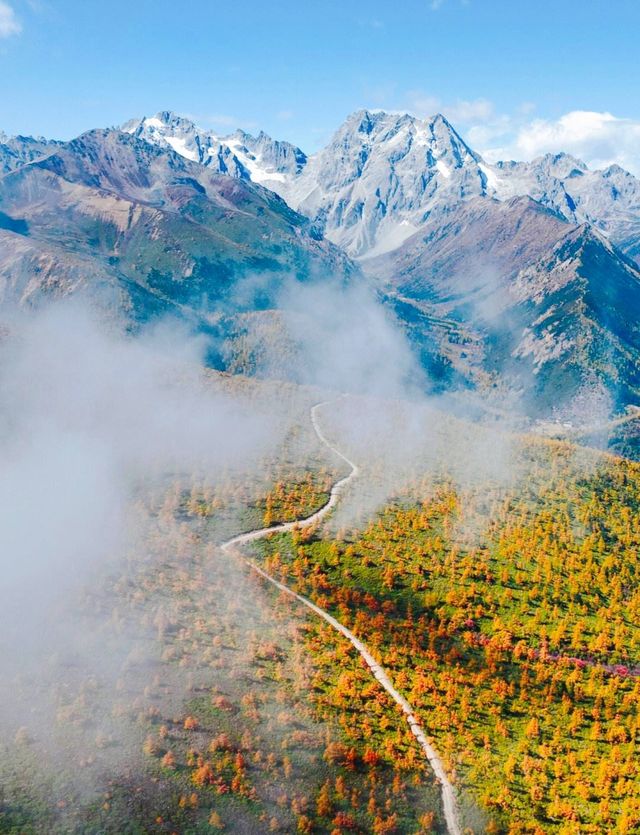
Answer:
[0,128,356,348]
[2,111,640,424]
[367,195,640,415]
[117,108,640,262]
[5,108,639,262]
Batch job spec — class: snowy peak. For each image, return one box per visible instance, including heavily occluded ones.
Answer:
[323,109,479,178]
[119,108,640,262]
[489,151,640,255]
[121,111,306,186]
[222,128,307,185]
[122,111,251,179]
[284,109,489,256]
[301,109,640,259]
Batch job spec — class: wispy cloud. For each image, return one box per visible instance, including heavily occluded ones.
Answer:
[406,91,495,123]
[515,111,640,171]
[429,0,470,10]
[475,110,640,175]
[383,88,640,174]
[357,16,384,28]
[0,1,21,37]
[182,111,259,132]
[197,113,241,127]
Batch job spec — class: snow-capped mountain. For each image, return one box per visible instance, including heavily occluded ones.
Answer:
[123,109,640,263]
[122,111,306,188]
[488,154,640,264]
[285,110,640,259]
[0,127,354,333]
[122,109,494,257]
[223,129,307,183]
[121,111,251,179]
[281,110,489,257]
[2,111,640,422]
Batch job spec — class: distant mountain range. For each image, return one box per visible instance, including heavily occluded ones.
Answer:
[124,109,640,262]
[2,108,640,424]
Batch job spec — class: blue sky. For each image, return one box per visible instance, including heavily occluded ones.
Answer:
[2,0,640,170]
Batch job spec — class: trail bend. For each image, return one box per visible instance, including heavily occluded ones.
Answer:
[220,398,462,835]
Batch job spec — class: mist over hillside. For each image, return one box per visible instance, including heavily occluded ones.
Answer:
[2,107,640,438]
[1,90,640,834]
[4,0,640,830]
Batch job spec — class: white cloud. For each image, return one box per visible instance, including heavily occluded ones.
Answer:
[477,110,640,175]
[465,114,518,151]
[513,111,640,172]
[407,99,640,176]
[199,112,241,127]
[357,16,384,28]
[364,84,640,176]
[446,97,495,123]
[0,1,21,37]
[182,111,259,133]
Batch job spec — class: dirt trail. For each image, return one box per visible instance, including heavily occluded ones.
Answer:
[221,398,462,835]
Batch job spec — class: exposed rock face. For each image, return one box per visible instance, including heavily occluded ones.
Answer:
[121,109,640,264]
[0,132,61,175]
[367,196,640,413]
[2,109,640,420]
[122,111,307,187]
[0,128,356,340]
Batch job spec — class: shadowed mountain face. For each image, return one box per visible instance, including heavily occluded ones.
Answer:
[0,132,61,175]
[367,196,640,415]
[0,129,356,342]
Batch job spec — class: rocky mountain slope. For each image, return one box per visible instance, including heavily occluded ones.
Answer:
[2,110,640,422]
[0,131,61,174]
[489,153,640,265]
[368,196,640,414]
[286,110,485,258]
[123,111,307,187]
[123,109,640,263]
[0,128,355,351]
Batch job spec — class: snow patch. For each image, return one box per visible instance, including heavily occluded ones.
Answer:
[479,162,508,197]
[225,139,287,184]
[144,117,164,130]
[412,123,430,147]
[165,135,198,162]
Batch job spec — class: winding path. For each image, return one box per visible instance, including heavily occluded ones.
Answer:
[220,398,462,835]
